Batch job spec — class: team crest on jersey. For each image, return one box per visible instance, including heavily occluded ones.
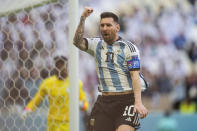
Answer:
[127,55,140,70]
[116,49,121,54]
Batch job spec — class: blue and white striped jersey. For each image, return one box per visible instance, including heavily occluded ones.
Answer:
[85,37,147,92]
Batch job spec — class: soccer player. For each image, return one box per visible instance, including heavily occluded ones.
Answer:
[22,55,89,131]
[73,7,148,131]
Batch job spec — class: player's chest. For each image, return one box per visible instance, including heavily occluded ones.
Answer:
[48,83,69,97]
[97,44,125,64]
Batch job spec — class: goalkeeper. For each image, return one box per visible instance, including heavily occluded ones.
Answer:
[22,55,89,131]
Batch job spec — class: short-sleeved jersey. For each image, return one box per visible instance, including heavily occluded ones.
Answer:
[26,75,88,121]
[85,37,146,92]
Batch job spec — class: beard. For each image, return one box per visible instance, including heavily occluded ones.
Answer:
[102,33,116,44]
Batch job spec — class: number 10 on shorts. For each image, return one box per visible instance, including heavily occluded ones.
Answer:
[123,105,134,116]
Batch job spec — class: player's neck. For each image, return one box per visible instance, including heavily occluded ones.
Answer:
[57,75,67,80]
[106,35,120,45]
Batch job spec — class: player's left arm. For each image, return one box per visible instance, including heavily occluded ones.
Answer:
[126,43,148,118]
[78,80,89,111]
[130,70,148,119]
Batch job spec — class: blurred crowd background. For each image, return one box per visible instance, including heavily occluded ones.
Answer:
[0,0,197,130]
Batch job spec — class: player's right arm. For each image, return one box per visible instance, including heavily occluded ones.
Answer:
[25,81,47,111]
[22,81,47,119]
[73,7,93,51]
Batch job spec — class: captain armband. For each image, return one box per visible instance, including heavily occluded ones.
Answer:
[127,55,140,71]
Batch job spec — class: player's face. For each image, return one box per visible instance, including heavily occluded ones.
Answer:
[55,60,68,79]
[100,17,120,44]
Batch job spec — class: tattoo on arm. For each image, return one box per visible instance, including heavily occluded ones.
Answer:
[73,16,87,51]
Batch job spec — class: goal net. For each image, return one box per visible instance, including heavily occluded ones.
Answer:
[0,0,89,131]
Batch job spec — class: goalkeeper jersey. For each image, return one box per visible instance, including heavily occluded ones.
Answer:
[26,75,88,121]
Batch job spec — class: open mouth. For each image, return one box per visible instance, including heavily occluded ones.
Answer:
[103,34,109,37]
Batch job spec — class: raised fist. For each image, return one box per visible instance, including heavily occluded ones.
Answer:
[82,7,93,18]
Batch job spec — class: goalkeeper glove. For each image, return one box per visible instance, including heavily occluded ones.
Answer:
[80,101,89,111]
[21,107,31,120]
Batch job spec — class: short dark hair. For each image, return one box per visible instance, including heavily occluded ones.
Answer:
[54,56,67,62]
[100,12,119,23]
[54,56,67,66]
